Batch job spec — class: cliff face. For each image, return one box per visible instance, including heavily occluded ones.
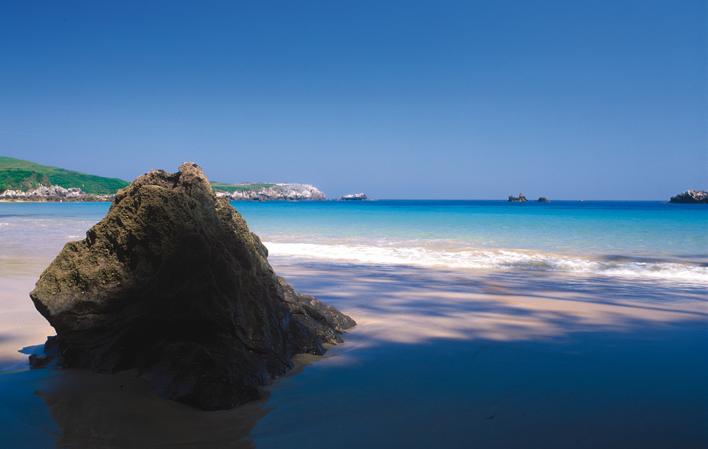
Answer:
[224,183,325,201]
[30,162,354,410]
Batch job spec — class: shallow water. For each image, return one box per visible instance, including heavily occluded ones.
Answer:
[235,200,707,258]
[1,200,707,285]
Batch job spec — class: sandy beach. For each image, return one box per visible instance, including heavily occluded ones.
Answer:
[1,247,706,448]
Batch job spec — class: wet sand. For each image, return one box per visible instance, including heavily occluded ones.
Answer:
[271,258,707,345]
[0,263,56,370]
[1,255,707,448]
[0,366,267,449]
[40,370,267,449]
[253,258,708,449]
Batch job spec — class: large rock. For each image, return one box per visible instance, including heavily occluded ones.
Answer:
[670,190,708,204]
[30,163,355,410]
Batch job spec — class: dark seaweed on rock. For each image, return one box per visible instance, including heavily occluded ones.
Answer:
[30,162,355,410]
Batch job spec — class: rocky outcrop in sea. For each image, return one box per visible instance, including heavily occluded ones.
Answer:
[225,183,325,201]
[0,185,113,201]
[508,193,528,202]
[29,162,354,410]
[341,193,367,201]
[670,190,708,204]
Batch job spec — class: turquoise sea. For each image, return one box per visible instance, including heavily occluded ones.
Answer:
[2,200,706,285]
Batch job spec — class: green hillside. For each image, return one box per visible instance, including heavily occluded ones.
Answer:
[211,181,275,193]
[1,157,280,196]
[0,156,129,194]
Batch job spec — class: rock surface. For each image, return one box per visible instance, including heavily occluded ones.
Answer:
[30,162,355,410]
[670,190,708,204]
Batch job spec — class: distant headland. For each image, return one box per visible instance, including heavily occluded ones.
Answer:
[0,156,128,200]
[212,182,325,201]
[0,156,329,202]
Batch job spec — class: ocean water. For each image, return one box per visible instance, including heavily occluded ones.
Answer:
[2,200,705,285]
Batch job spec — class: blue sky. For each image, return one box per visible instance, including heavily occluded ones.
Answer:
[1,0,705,199]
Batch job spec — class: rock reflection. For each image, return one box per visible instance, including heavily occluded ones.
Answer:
[37,370,267,449]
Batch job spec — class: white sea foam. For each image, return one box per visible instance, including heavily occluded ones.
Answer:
[265,242,708,285]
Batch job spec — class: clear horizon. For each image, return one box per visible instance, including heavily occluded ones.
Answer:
[1,0,706,200]
[0,154,702,201]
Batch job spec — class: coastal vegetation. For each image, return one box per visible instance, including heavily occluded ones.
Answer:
[211,181,276,193]
[0,156,128,194]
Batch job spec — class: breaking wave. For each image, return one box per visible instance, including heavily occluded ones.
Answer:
[265,242,708,286]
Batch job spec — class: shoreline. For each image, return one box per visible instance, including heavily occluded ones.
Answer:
[1,240,706,374]
[263,241,708,286]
